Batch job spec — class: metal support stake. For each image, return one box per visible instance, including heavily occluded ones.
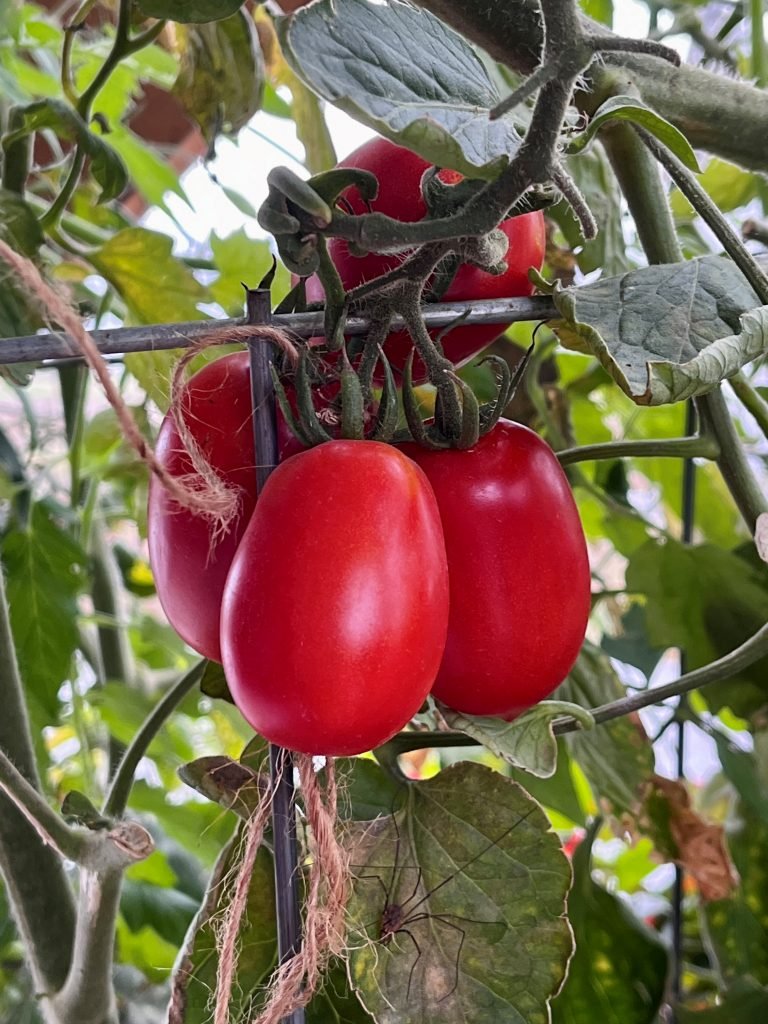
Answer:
[245,288,305,1024]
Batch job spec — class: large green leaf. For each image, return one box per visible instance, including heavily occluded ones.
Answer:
[551,256,763,405]
[626,540,768,719]
[174,12,265,146]
[137,0,244,22]
[556,644,654,817]
[7,98,127,201]
[346,761,572,1024]
[672,158,759,219]
[1,502,85,721]
[279,0,522,179]
[121,881,200,947]
[551,823,668,1023]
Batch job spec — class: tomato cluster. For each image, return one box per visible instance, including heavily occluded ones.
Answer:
[147,139,587,756]
[148,357,590,754]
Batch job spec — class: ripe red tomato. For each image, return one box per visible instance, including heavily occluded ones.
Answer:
[148,353,258,662]
[304,137,545,375]
[220,441,449,755]
[401,420,590,718]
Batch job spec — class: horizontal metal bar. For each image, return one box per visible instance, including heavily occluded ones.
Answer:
[0,295,558,365]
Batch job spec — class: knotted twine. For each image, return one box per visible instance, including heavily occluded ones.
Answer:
[0,242,351,1019]
[0,239,297,541]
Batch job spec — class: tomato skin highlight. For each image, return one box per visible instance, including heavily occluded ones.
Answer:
[304,137,546,375]
[220,441,449,756]
[148,353,259,663]
[401,420,590,717]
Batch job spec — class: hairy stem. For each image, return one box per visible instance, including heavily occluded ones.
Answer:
[557,434,720,466]
[730,371,768,441]
[103,661,205,819]
[0,568,77,997]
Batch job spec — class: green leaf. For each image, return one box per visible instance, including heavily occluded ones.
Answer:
[346,761,573,1024]
[61,791,111,830]
[2,502,85,722]
[335,757,404,821]
[0,188,43,255]
[551,822,668,1023]
[279,0,521,179]
[121,881,200,947]
[442,700,595,779]
[579,0,613,25]
[551,255,763,405]
[178,755,264,818]
[703,747,768,986]
[168,831,277,1024]
[107,125,189,209]
[199,660,234,703]
[556,643,654,817]
[174,13,265,145]
[137,0,244,22]
[566,96,699,172]
[672,157,759,219]
[8,98,127,201]
[601,603,665,680]
[626,540,768,719]
[92,227,208,323]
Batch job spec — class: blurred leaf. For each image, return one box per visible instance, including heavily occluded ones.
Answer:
[566,96,699,171]
[116,919,178,983]
[552,257,764,405]
[551,822,667,1024]
[579,0,612,25]
[121,881,199,947]
[175,12,264,147]
[168,831,276,1024]
[703,747,768,986]
[678,986,768,1021]
[672,158,758,219]
[107,125,189,209]
[557,644,654,817]
[92,227,208,323]
[2,503,85,722]
[601,604,665,680]
[178,755,264,817]
[137,0,244,22]
[0,188,44,341]
[346,761,572,1024]
[280,0,522,178]
[442,700,595,779]
[626,540,768,719]
[9,98,127,201]
[129,781,236,869]
[210,230,288,313]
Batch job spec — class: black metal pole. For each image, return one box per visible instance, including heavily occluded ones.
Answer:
[0,295,557,365]
[245,288,305,1024]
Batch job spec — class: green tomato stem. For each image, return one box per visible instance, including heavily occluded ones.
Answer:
[730,370,768,442]
[102,661,205,819]
[557,433,720,466]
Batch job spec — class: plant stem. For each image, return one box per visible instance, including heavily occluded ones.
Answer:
[730,370,768,441]
[638,128,768,303]
[103,661,204,819]
[751,0,767,88]
[0,567,77,996]
[700,386,768,531]
[554,622,768,733]
[0,749,86,863]
[557,434,719,466]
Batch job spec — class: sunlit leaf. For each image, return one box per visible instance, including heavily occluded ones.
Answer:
[137,0,244,22]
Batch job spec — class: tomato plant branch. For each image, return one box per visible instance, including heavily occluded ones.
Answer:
[103,661,205,819]
[730,371,768,441]
[0,566,77,997]
[557,434,720,466]
[554,622,768,733]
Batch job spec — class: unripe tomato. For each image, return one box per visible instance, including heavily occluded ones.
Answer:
[220,441,449,755]
[304,137,546,375]
[148,353,259,663]
[401,421,590,718]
